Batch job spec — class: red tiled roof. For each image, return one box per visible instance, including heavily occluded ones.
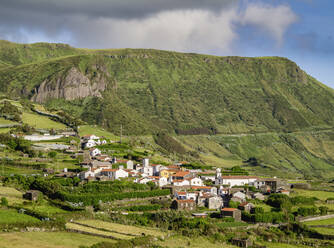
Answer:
[191,186,212,190]
[222,208,238,212]
[176,191,187,195]
[173,171,191,177]
[239,202,249,207]
[102,169,117,172]
[176,199,194,203]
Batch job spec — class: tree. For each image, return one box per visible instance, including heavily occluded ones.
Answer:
[1,197,8,207]
[48,151,57,159]
[319,206,329,215]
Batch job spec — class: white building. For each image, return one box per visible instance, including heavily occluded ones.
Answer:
[84,139,96,148]
[83,135,100,140]
[100,168,128,180]
[215,176,258,187]
[89,148,101,157]
[187,177,203,186]
[233,191,246,200]
[173,179,190,187]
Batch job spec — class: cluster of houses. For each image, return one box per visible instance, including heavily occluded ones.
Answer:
[74,134,292,221]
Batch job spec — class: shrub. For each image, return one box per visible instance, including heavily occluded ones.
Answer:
[297,206,318,217]
[1,197,8,207]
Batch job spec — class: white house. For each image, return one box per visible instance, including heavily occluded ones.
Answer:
[140,166,153,177]
[89,148,101,157]
[100,168,128,180]
[215,176,258,187]
[78,167,102,180]
[172,179,190,187]
[191,186,217,195]
[187,177,203,186]
[157,177,168,187]
[233,191,246,200]
[83,134,100,140]
[84,139,96,148]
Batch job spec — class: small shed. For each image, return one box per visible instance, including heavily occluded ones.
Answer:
[231,238,253,248]
[221,208,241,221]
[23,190,42,201]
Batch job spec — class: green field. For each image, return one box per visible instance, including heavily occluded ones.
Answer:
[0,118,18,125]
[304,217,334,226]
[0,231,113,248]
[0,209,40,225]
[311,227,334,235]
[290,189,334,201]
[76,219,165,237]
[21,112,66,130]
[78,125,118,140]
[156,235,237,248]
[0,186,24,206]
[66,222,133,240]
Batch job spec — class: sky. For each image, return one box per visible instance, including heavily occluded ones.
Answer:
[0,0,333,88]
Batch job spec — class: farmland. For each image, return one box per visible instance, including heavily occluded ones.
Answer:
[0,209,40,225]
[0,231,113,248]
[304,217,334,226]
[75,219,165,237]
[21,112,66,130]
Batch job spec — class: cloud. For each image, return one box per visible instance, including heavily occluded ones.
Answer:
[240,3,298,45]
[0,0,298,53]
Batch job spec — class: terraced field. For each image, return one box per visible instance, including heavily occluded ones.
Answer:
[304,217,334,226]
[76,219,165,237]
[66,222,133,240]
[0,231,113,248]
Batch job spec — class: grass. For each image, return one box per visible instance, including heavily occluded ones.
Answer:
[66,222,133,240]
[0,185,24,206]
[0,209,40,225]
[259,242,312,248]
[0,118,18,125]
[290,189,334,201]
[156,235,237,248]
[76,219,165,237]
[311,227,334,235]
[21,112,66,130]
[304,217,334,226]
[78,125,118,140]
[0,231,114,248]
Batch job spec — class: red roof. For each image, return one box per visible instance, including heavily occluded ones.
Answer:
[173,171,191,177]
[176,191,187,195]
[102,169,117,172]
[176,199,194,203]
[239,202,249,207]
[191,186,212,190]
[222,208,238,212]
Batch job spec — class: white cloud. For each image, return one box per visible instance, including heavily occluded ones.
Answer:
[67,3,297,53]
[240,3,298,45]
[69,9,239,53]
[0,1,298,53]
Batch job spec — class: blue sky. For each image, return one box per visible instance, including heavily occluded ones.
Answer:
[0,0,333,87]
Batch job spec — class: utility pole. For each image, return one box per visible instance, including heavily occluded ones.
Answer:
[120,124,123,144]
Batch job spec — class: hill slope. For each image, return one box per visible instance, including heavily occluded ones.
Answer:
[0,40,333,178]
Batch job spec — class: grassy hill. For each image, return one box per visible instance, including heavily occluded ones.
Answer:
[0,40,333,178]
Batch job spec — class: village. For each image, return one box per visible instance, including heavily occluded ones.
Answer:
[41,133,295,221]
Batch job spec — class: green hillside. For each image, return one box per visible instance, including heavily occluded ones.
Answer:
[0,40,333,178]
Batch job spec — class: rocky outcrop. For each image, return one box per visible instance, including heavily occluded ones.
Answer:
[31,67,106,103]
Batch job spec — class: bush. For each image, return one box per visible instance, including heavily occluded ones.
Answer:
[297,206,318,217]
[1,197,8,207]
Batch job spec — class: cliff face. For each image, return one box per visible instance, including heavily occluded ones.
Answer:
[31,67,106,103]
